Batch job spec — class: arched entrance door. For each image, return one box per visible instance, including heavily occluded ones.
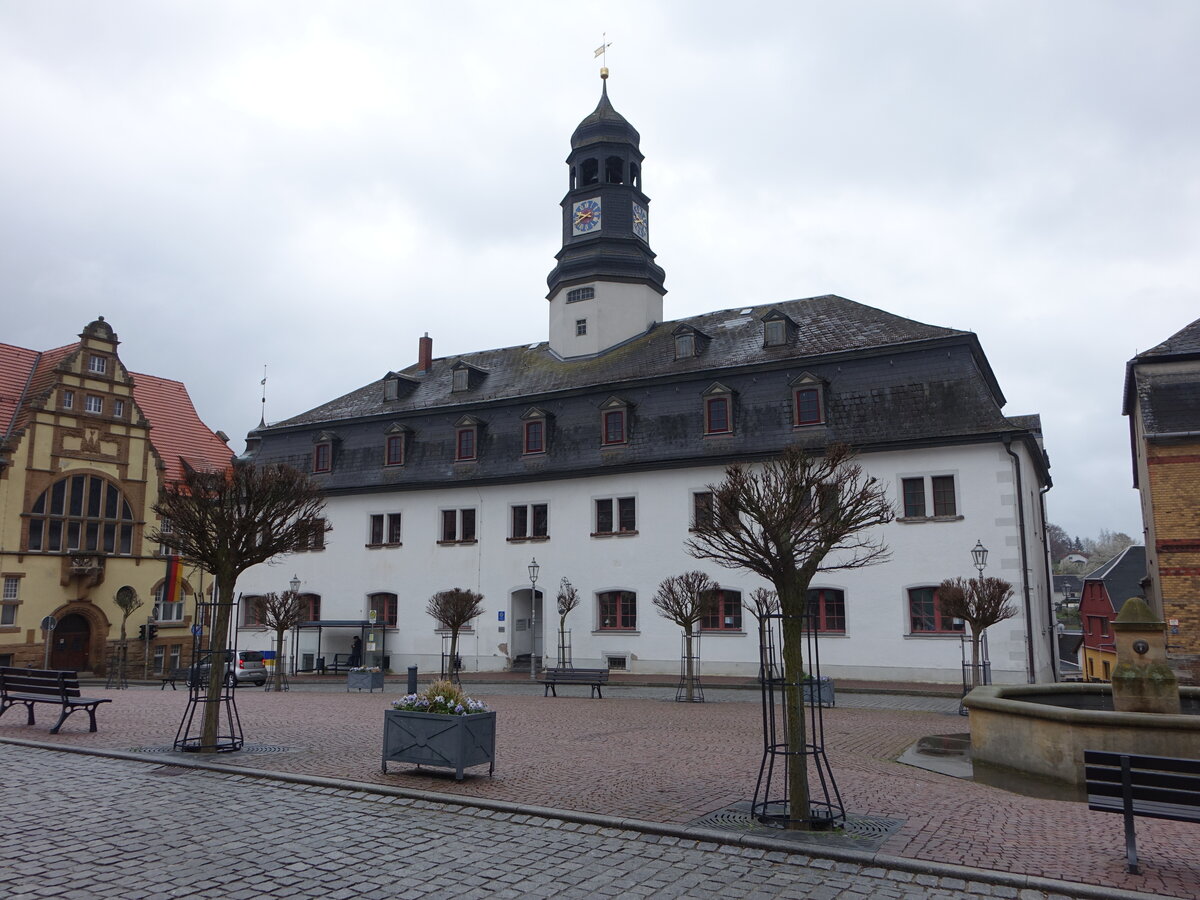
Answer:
[50,613,92,672]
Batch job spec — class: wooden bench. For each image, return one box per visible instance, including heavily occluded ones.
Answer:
[1084,749,1200,874]
[159,667,191,690]
[538,667,609,698]
[0,667,111,734]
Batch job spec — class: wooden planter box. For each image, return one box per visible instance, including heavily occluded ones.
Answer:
[382,710,496,780]
[802,676,835,708]
[347,671,385,692]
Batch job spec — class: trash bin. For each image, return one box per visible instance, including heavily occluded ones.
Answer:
[316,656,326,674]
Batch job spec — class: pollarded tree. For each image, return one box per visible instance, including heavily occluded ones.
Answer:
[555,577,580,668]
[151,462,329,751]
[113,585,144,684]
[257,589,305,692]
[427,588,485,685]
[687,443,893,829]
[937,576,1016,688]
[652,571,718,702]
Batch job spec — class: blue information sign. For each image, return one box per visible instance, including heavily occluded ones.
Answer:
[497,610,506,622]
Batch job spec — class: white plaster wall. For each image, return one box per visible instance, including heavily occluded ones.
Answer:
[548,281,663,358]
[235,439,1050,683]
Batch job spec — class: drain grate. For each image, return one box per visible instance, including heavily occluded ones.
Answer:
[129,744,293,755]
[690,801,904,851]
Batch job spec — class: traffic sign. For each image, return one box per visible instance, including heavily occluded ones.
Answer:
[40,615,57,631]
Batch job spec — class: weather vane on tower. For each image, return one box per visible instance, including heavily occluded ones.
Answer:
[594,34,612,79]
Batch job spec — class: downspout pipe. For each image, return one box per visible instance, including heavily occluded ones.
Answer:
[1038,483,1059,682]
[1003,435,1037,683]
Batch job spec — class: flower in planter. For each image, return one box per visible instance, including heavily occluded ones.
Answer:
[392,679,488,716]
[349,666,382,673]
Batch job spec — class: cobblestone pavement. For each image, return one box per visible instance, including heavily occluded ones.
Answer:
[0,743,1141,899]
[1,683,1196,899]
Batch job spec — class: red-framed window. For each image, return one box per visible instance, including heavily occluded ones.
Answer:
[705,396,731,435]
[369,592,399,628]
[524,420,544,455]
[700,589,743,631]
[298,593,321,623]
[908,586,963,634]
[598,590,637,630]
[313,442,332,473]
[385,434,405,466]
[455,426,476,461]
[243,595,267,627]
[807,588,846,633]
[794,388,823,426]
[602,409,626,445]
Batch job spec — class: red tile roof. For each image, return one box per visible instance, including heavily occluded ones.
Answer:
[1,342,43,437]
[130,372,232,483]
[1,335,230,482]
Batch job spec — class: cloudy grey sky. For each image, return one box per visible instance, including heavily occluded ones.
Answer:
[3,1,1197,540]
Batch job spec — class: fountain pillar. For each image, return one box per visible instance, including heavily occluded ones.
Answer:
[1111,597,1181,715]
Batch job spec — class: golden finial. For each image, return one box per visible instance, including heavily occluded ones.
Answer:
[594,34,611,78]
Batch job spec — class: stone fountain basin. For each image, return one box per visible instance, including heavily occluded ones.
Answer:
[963,683,1200,785]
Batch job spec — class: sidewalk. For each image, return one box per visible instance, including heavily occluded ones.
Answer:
[2,681,1195,899]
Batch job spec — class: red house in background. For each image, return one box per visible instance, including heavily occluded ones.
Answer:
[1078,545,1147,681]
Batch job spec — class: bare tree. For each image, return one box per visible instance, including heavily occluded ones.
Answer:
[151,462,329,751]
[257,590,304,692]
[937,576,1017,688]
[652,571,718,701]
[746,587,780,620]
[113,585,144,684]
[555,577,580,668]
[426,588,485,685]
[687,444,893,829]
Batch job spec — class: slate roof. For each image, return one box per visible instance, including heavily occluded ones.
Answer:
[130,372,233,482]
[1082,544,1146,614]
[247,294,1046,494]
[273,294,991,428]
[1133,370,1200,435]
[1140,316,1200,359]
[1122,315,1200,418]
[571,80,640,150]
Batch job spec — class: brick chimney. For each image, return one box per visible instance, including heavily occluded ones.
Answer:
[418,333,433,373]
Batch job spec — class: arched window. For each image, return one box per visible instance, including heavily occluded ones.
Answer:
[153,579,191,623]
[604,155,624,184]
[369,592,398,628]
[27,474,135,554]
[581,158,599,186]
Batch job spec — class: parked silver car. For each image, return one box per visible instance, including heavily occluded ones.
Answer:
[187,650,267,687]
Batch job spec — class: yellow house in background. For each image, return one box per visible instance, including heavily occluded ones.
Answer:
[0,317,231,676]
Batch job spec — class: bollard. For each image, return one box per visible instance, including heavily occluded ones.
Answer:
[407,665,418,694]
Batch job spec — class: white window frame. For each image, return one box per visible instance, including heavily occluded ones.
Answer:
[154,584,186,623]
[88,355,107,374]
[84,395,104,414]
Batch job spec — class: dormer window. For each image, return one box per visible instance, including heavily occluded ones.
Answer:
[384,424,410,467]
[675,333,695,359]
[521,408,551,456]
[600,397,631,446]
[312,430,339,474]
[384,379,399,401]
[789,374,827,427]
[454,416,482,462]
[702,383,734,436]
[382,371,418,401]
[452,369,469,392]
[450,361,486,393]
[762,310,796,348]
[88,355,107,374]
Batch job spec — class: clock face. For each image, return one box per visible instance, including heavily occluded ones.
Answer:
[572,197,602,235]
[632,202,648,241]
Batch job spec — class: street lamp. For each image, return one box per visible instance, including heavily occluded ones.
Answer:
[528,558,540,679]
[971,541,988,577]
[290,574,301,595]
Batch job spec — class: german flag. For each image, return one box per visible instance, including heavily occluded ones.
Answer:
[163,555,184,606]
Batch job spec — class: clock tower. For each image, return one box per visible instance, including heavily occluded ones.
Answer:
[547,70,666,358]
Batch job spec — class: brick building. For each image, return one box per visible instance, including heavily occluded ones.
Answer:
[0,317,231,674]
[1124,316,1200,680]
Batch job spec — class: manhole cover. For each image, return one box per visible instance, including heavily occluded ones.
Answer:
[129,744,292,755]
[690,801,903,851]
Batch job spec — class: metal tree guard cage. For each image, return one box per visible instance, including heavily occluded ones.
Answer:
[441,633,463,684]
[556,627,573,669]
[676,629,705,702]
[173,592,244,753]
[752,608,844,829]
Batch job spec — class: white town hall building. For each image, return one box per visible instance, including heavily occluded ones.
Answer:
[234,74,1056,685]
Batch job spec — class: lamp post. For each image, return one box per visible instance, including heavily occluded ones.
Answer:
[528,558,540,679]
[971,541,988,578]
[290,574,301,595]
